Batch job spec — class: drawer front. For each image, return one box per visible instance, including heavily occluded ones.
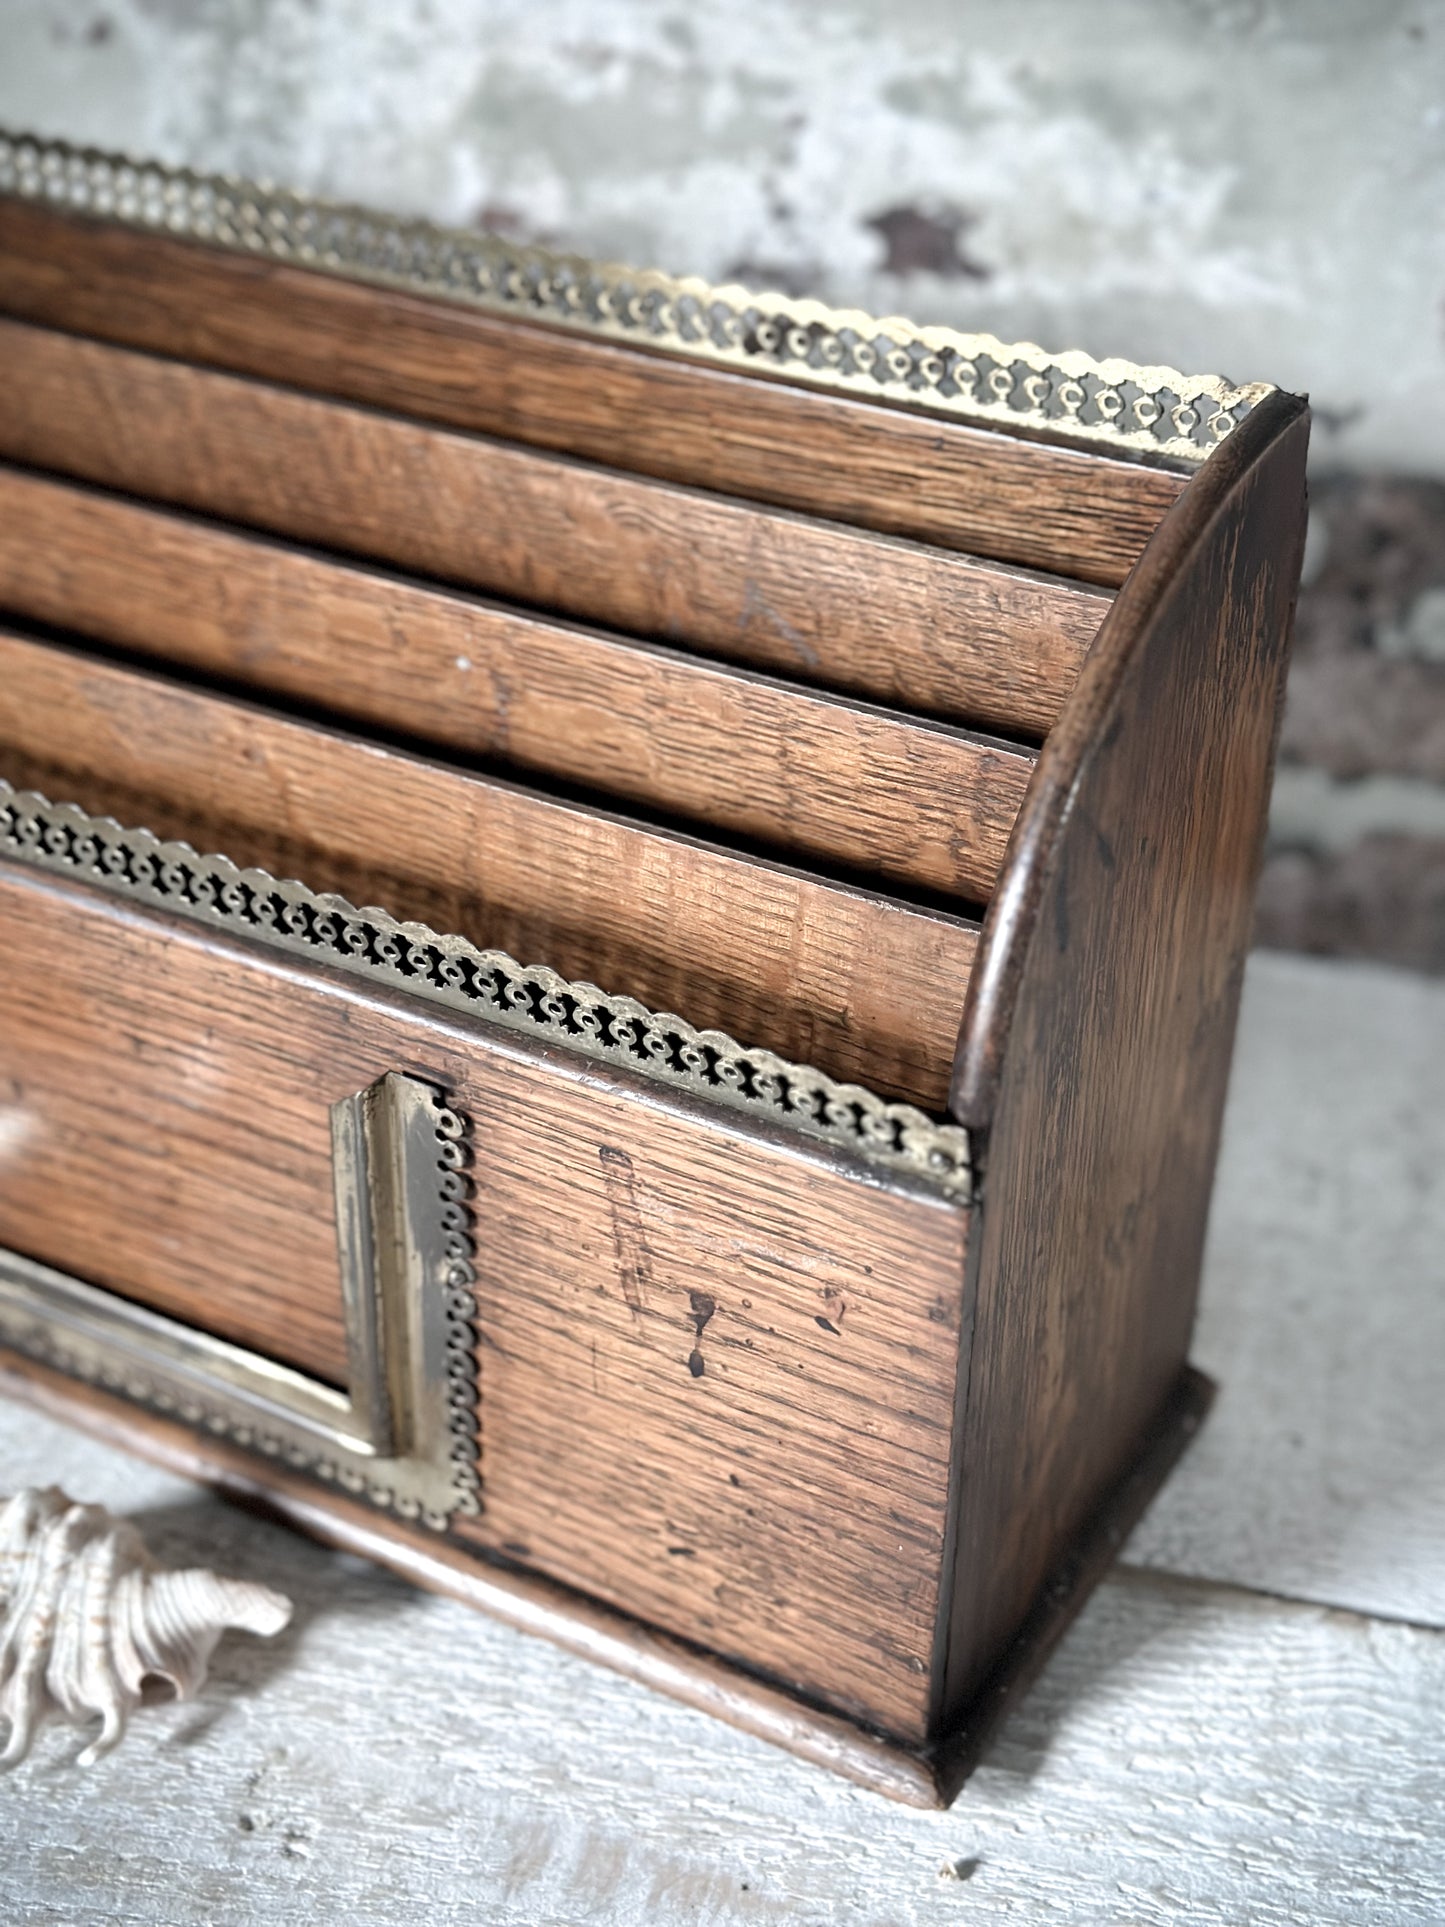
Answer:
[0,857,969,1741]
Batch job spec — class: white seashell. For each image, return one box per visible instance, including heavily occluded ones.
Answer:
[0,1486,292,1766]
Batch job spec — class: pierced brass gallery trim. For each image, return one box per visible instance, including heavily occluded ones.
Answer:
[0,781,973,1199]
[0,129,1271,466]
[0,1073,481,1528]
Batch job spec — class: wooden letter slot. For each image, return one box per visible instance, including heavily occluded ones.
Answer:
[0,130,1309,1804]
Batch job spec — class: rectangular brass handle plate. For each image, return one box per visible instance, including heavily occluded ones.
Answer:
[0,1073,481,1528]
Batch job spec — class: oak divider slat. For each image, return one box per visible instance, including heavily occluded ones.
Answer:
[0,334,1105,740]
[0,470,1034,903]
[0,627,977,1111]
[0,196,1183,587]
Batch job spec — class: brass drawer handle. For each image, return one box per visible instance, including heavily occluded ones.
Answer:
[0,1073,481,1527]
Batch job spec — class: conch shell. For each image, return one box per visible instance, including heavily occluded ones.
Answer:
[0,1486,292,1765]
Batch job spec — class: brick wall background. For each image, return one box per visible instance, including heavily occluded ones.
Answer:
[4,0,1442,969]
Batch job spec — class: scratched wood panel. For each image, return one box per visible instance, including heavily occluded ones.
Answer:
[0,442,1105,746]
[941,398,1309,1722]
[0,631,980,1109]
[1,1397,1441,1927]
[0,198,1184,587]
[0,476,1036,904]
[0,867,966,1738]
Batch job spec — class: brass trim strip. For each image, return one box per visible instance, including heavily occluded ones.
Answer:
[331,1081,398,1459]
[0,1253,365,1450]
[328,1071,483,1520]
[0,128,1271,467]
[0,779,972,1199]
[0,1073,481,1528]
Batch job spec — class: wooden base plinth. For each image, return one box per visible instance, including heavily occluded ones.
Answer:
[0,1347,1211,1807]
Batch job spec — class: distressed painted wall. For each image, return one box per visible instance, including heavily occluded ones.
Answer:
[2,0,1443,965]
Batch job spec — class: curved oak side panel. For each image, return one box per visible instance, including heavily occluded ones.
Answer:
[938,392,1310,1726]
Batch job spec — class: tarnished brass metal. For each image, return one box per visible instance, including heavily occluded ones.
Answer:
[0,1071,481,1528]
[0,128,1271,467]
[329,1071,483,1511]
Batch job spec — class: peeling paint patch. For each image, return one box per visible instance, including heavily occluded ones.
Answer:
[865,202,990,279]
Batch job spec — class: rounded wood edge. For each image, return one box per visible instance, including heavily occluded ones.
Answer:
[0,1348,948,1810]
[947,388,1312,1130]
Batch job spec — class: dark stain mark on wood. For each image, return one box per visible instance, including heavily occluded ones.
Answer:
[598,1143,652,1317]
[817,1288,848,1336]
[687,1288,717,1378]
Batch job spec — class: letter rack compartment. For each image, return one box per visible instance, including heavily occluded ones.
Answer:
[0,131,1307,1803]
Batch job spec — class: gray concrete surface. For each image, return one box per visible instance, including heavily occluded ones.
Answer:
[1129,952,1445,1623]
[1,950,1442,1924]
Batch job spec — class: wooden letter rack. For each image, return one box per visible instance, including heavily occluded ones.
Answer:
[0,132,1308,1803]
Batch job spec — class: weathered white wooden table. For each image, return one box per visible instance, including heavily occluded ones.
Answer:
[2,950,1441,1926]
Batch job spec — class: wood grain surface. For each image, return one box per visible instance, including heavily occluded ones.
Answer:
[939,394,1310,1723]
[0,475,1035,903]
[0,447,1105,747]
[0,863,967,1739]
[0,199,1183,586]
[0,629,979,1109]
